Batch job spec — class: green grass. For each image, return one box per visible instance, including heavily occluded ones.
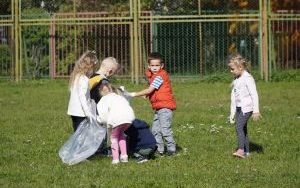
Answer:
[0,79,299,188]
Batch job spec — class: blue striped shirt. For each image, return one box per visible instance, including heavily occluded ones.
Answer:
[151,76,163,89]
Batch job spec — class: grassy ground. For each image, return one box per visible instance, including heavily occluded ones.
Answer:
[0,79,299,188]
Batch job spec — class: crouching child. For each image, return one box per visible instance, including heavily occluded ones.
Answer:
[125,119,157,163]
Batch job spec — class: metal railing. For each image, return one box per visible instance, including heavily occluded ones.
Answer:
[0,0,299,82]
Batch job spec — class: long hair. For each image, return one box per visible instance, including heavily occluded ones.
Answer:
[69,50,98,88]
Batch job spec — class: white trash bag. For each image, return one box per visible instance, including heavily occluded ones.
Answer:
[59,102,106,165]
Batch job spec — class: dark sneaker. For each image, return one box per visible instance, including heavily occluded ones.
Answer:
[166,151,176,156]
[136,156,148,163]
[156,151,164,157]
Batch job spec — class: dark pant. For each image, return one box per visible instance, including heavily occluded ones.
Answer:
[71,116,86,132]
[235,107,252,153]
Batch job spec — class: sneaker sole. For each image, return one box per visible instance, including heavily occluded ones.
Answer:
[137,159,148,163]
[233,152,245,158]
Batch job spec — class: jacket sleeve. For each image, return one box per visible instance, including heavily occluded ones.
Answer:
[96,98,109,124]
[245,76,260,113]
[77,75,91,117]
[230,83,236,116]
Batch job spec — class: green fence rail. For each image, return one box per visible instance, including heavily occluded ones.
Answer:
[0,0,299,82]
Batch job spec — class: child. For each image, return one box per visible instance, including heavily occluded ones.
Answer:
[89,57,119,104]
[125,119,157,163]
[89,57,119,156]
[97,83,135,164]
[228,53,261,158]
[130,52,177,156]
[67,50,98,131]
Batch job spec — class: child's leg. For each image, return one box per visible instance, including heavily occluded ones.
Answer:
[158,108,176,153]
[244,123,250,153]
[118,124,130,157]
[111,127,121,161]
[71,116,86,131]
[152,111,164,153]
[236,108,252,151]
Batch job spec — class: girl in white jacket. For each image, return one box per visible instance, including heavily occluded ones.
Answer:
[228,54,261,158]
[67,50,98,131]
[97,84,135,164]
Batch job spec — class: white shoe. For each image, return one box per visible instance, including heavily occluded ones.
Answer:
[112,159,120,164]
[120,155,128,163]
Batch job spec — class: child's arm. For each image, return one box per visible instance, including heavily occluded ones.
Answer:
[229,86,236,124]
[78,76,92,117]
[130,86,155,97]
[245,76,261,121]
[131,76,163,97]
[96,98,109,124]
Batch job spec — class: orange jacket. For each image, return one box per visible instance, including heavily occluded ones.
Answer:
[146,69,176,110]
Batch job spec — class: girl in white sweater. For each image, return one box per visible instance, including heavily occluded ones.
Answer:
[97,84,135,164]
[67,50,98,131]
[228,54,261,158]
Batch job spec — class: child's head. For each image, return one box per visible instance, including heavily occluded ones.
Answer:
[99,57,119,77]
[227,53,250,77]
[148,52,164,74]
[69,50,98,86]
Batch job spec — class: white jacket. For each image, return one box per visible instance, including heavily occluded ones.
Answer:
[67,75,91,117]
[230,71,259,115]
[97,93,135,128]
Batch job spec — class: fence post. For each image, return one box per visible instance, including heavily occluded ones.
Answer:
[133,0,140,84]
[50,18,56,79]
[14,0,20,82]
[260,0,269,81]
[198,0,203,77]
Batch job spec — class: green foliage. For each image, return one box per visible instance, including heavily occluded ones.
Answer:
[22,21,50,78]
[21,7,51,19]
[0,0,11,15]
[0,44,11,76]
[271,70,300,82]
[0,80,299,187]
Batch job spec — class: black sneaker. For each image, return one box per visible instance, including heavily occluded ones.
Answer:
[156,151,164,157]
[166,151,176,156]
[136,156,148,163]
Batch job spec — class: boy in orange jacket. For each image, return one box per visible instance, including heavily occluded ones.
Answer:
[130,52,177,156]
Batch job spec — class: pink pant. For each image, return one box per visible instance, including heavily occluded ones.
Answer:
[110,124,130,161]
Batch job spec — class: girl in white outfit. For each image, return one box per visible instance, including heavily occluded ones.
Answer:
[67,50,98,131]
[97,84,135,164]
[228,54,261,158]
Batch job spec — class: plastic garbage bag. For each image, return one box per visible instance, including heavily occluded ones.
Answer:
[59,101,106,165]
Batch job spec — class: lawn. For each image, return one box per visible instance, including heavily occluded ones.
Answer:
[0,79,299,188]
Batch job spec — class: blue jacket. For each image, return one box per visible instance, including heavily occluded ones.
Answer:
[125,119,156,152]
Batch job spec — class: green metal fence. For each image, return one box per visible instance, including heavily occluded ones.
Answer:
[0,0,299,82]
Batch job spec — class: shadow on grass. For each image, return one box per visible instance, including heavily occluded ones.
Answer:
[176,145,183,153]
[250,142,264,154]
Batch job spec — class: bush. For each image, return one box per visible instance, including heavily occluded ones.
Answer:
[271,70,300,82]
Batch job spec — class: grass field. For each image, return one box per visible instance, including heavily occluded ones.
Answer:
[0,79,299,187]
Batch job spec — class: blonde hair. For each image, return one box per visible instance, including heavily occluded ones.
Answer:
[227,53,251,72]
[69,50,98,88]
[100,57,119,71]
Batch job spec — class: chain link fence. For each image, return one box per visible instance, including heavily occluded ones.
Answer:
[0,0,299,80]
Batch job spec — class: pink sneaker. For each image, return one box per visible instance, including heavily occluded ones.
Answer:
[233,149,245,158]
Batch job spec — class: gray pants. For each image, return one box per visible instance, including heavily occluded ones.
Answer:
[152,108,176,153]
[235,107,252,153]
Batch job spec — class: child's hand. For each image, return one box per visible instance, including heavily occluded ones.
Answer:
[229,114,235,124]
[129,92,136,97]
[119,86,125,91]
[252,113,261,121]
